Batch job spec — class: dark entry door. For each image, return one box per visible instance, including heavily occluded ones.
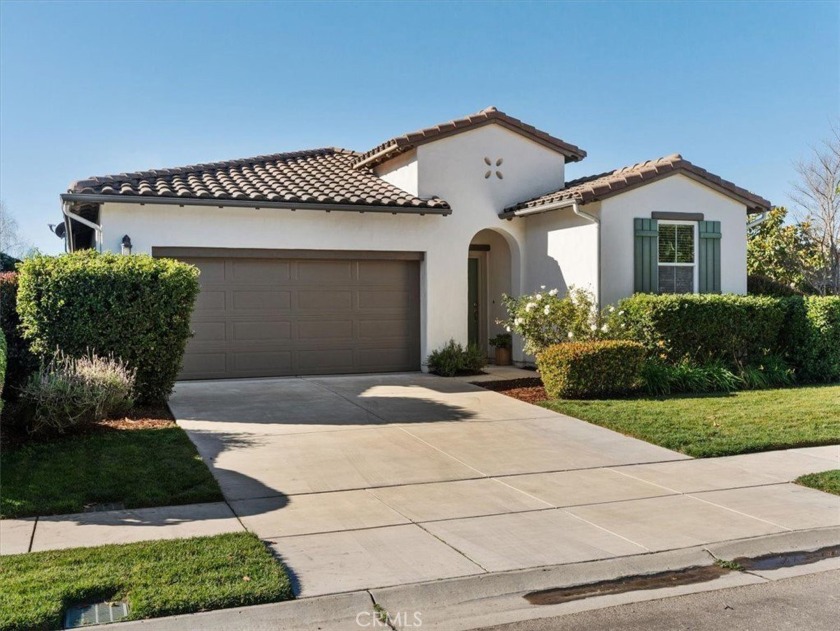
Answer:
[468,257,479,346]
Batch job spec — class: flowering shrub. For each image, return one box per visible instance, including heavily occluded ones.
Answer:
[500,287,607,355]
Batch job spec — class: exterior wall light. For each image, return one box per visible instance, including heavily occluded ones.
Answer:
[121,235,133,255]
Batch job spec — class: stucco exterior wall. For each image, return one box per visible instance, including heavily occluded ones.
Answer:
[375,152,418,196]
[599,173,748,307]
[521,206,600,297]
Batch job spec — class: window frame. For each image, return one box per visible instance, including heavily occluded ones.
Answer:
[657,219,699,294]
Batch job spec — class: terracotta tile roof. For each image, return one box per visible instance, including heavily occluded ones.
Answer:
[502,153,771,216]
[65,147,450,212]
[353,106,586,169]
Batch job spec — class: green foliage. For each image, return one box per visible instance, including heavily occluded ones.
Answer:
[427,339,486,377]
[0,252,19,272]
[16,252,200,403]
[0,532,292,631]
[0,330,6,417]
[640,359,741,395]
[739,355,796,390]
[747,207,820,293]
[0,272,38,403]
[501,286,605,355]
[610,294,787,369]
[748,274,805,297]
[537,340,645,399]
[18,352,136,436]
[489,332,512,348]
[785,296,840,382]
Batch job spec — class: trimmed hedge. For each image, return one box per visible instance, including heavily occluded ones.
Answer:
[1,330,6,416]
[612,294,840,384]
[0,272,37,401]
[611,294,787,368]
[17,252,200,403]
[537,340,645,399]
[785,296,840,382]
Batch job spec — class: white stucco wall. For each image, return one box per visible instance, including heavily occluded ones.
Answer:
[97,123,571,367]
[522,206,600,297]
[375,152,419,196]
[599,173,749,307]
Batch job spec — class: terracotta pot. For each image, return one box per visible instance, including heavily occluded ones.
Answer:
[494,346,512,366]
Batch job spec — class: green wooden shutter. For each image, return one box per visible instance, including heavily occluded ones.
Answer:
[634,218,658,293]
[698,220,722,293]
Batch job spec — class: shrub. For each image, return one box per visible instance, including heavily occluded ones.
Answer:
[748,274,805,297]
[19,351,136,435]
[739,355,796,390]
[784,296,840,383]
[502,287,604,355]
[537,340,645,399]
[427,339,487,377]
[610,294,787,369]
[641,358,740,395]
[0,330,6,417]
[17,252,200,403]
[0,272,38,401]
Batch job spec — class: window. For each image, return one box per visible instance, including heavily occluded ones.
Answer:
[658,222,695,293]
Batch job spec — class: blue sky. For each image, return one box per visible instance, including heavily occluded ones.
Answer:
[1,0,837,253]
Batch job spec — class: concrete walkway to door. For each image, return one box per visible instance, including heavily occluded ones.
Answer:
[168,373,840,598]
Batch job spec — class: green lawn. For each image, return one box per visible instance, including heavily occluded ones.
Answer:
[542,385,840,458]
[0,532,293,631]
[0,425,222,518]
[796,470,840,496]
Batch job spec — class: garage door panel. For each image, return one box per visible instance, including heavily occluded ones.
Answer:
[296,349,355,373]
[233,320,292,342]
[176,254,420,379]
[297,290,353,310]
[297,260,353,283]
[232,290,291,311]
[233,351,293,374]
[298,320,354,340]
[231,260,290,282]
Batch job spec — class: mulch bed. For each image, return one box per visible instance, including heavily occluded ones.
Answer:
[0,404,175,449]
[472,377,549,404]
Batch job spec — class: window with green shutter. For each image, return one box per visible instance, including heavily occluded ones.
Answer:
[658,222,696,293]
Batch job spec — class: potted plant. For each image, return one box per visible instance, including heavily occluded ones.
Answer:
[489,333,512,366]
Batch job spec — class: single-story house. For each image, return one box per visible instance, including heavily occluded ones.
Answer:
[60,107,771,379]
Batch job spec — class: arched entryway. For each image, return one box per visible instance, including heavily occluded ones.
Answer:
[468,228,519,359]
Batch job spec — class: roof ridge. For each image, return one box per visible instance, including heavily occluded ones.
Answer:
[352,106,586,169]
[503,153,770,215]
[71,147,359,188]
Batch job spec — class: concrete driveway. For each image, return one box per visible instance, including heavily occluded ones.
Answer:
[169,373,840,598]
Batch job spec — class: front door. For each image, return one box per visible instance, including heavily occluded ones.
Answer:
[467,257,480,346]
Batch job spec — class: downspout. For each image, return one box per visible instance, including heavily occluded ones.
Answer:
[511,198,602,307]
[62,201,103,252]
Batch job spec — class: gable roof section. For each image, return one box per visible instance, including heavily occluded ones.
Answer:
[63,147,450,213]
[352,106,587,170]
[501,154,771,217]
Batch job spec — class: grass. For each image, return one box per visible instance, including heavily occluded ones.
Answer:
[0,424,222,518]
[796,470,840,496]
[541,384,840,458]
[0,532,293,631]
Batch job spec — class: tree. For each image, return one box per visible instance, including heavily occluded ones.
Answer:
[748,206,820,292]
[0,200,32,260]
[790,128,840,295]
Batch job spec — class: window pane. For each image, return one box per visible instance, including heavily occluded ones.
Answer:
[658,265,695,294]
[658,225,676,263]
[676,225,694,263]
[675,266,694,292]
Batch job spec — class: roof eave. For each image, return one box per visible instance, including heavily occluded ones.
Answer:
[60,193,452,215]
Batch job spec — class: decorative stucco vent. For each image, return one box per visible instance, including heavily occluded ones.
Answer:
[484,157,503,180]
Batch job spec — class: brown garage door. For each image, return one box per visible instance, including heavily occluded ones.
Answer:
[161,250,421,380]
